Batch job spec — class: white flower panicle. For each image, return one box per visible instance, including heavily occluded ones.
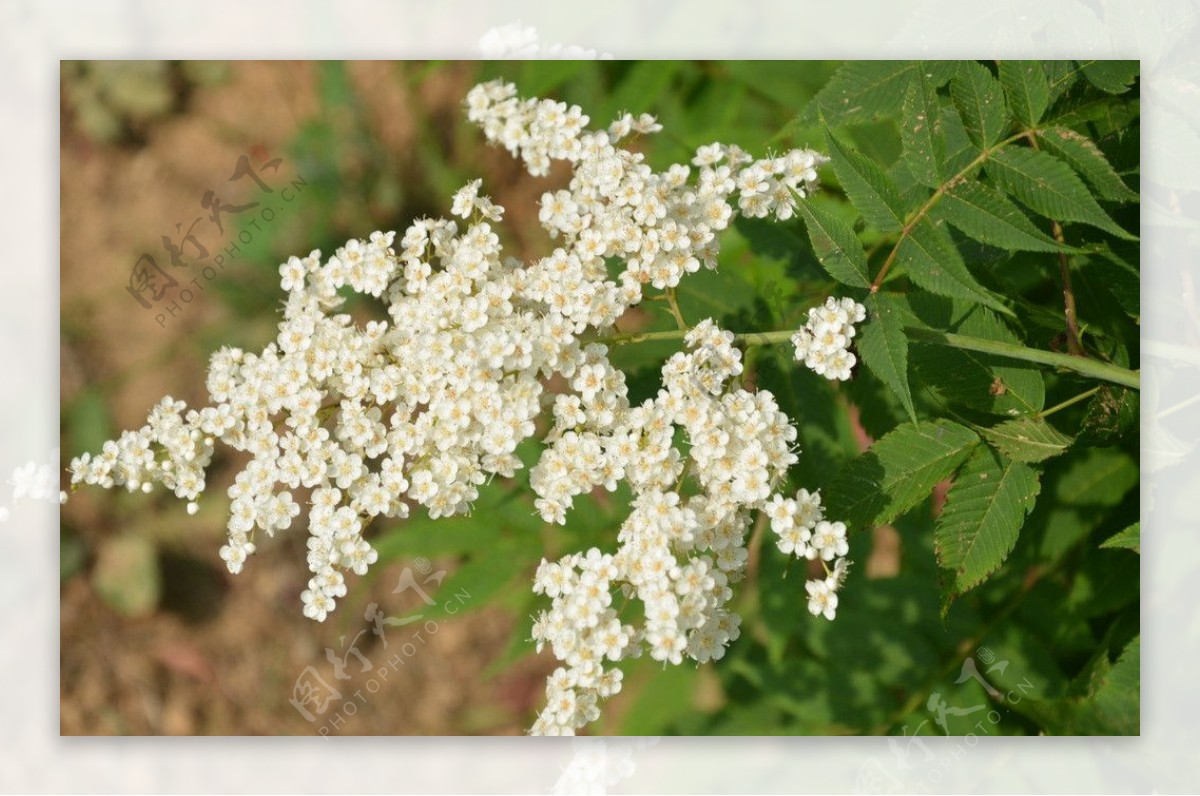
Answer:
[790,296,868,381]
[529,324,818,735]
[66,79,857,736]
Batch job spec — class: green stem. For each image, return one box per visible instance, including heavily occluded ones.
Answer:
[602,328,793,347]
[664,288,689,332]
[599,325,1140,389]
[1039,385,1102,418]
[904,327,1140,390]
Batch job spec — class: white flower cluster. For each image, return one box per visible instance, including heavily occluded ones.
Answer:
[529,322,810,734]
[67,79,854,736]
[790,296,868,381]
[764,490,852,620]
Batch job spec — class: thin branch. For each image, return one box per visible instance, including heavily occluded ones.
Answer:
[870,129,1034,292]
[904,327,1139,389]
[1039,385,1102,419]
[1023,130,1086,357]
[664,287,689,332]
[597,324,1140,389]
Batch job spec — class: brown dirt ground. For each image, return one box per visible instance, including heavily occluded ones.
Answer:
[59,61,561,736]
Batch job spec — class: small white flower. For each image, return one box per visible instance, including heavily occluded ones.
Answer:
[806,578,838,621]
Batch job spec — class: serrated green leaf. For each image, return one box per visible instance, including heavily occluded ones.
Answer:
[1078,386,1139,447]
[896,219,1014,316]
[795,199,872,288]
[859,293,916,423]
[1055,448,1138,507]
[1101,522,1140,553]
[796,61,919,127]
[1045,84,1139,131]
[999,60,1050,126]
[1020,636,1139,734]
[826,419,980,530]
[983,416,1074,462]
[1043,60,1080,105]
[936,446,1041,603]
[934,180,1068,253]
[824,128,905,233]
[900,69,945,188]
[938,99,979,176]
[985,145,1136,239]
[1037,126,1140,203]
[1079,60,1139,94]
[950,61,1010,149]
[908,301,1045,415]
[923,61,959,87]
[1090,251,1140,320]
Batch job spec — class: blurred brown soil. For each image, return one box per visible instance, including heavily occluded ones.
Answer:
[59,61,557,736]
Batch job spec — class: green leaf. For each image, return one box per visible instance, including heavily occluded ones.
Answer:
[675,258,760,322]
[985,145,1136,239]
[796,61,919,127]
[896,219,1014,316]
[934,179,1068,253]
[899,68,945,188]
[1043,60,1080,105]
[998,60,1050,126]
[950,61,1009,149]
[795,199,872,288]
[1055,448,1138,508]
[826,419,980,530]
[936,446,1041,604]
[620,660,698,734]
[390,538,532,624]
[1088,251,1140,321]
[1079,60,1139,94]
[908,301,1045,415]
[1037,126,1140,203]
[1101,522,1140,554]
[939,100,979,176]
[859,293,917,423]
[1045,85,1139,131]
[823,128,905,233]
[734,214,805,262]
[601,60,683,120]
[982,416,1073,463]
[69,387,114,456]
[1077,386,1139,447]
[373,489,540,561]
[1021,636,1139,734]
[517,60,590,97]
